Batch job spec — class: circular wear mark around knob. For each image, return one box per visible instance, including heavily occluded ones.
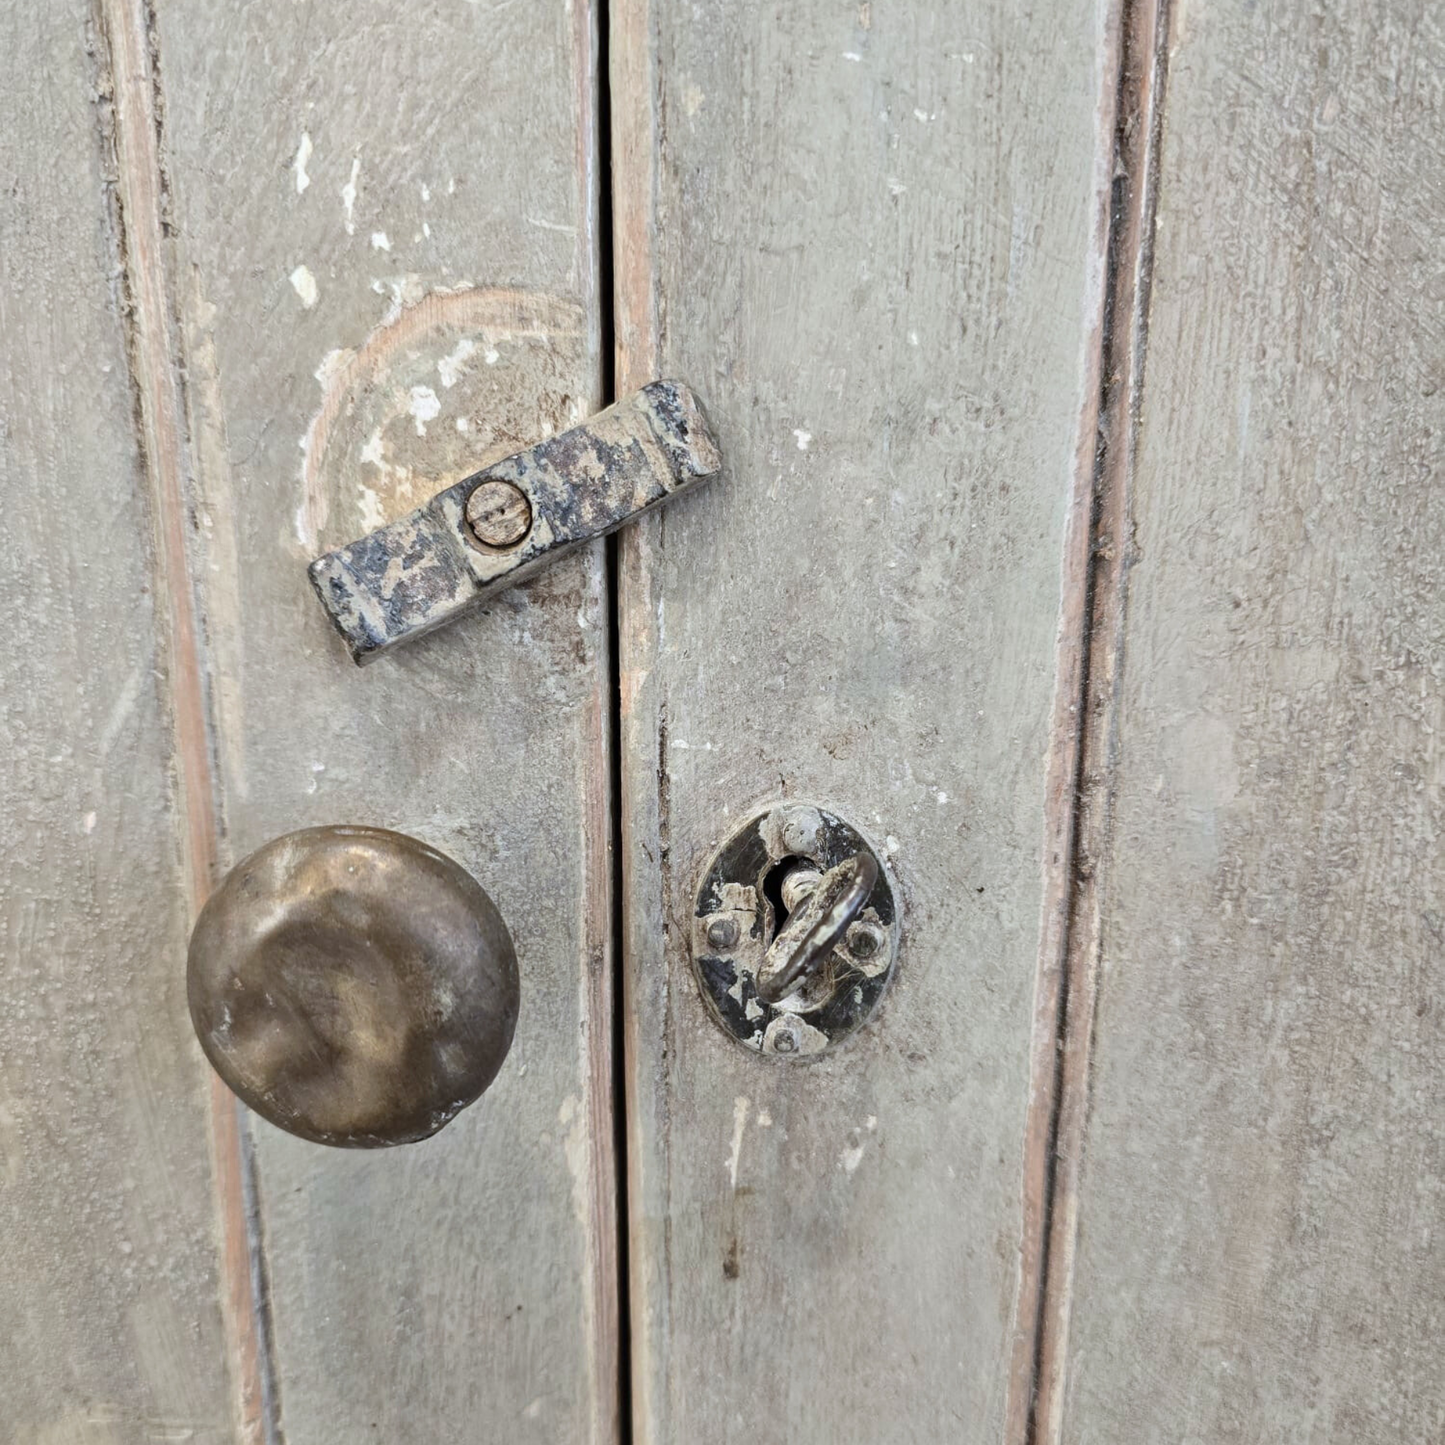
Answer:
[187,826,519,1147]
[691,804,900,1059]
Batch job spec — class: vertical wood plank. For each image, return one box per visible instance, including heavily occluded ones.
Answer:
[0,5,233,1439]
[145,2,617,1439]
[612,2,1116,1439]
[1056,1,1445,1439]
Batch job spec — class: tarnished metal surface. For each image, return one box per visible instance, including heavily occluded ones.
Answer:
[755,851,879,1004]
[691,804,900,1058]
[309,379,721,662]
[187,826,519,1147]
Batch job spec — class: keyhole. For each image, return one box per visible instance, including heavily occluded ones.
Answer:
[760,855,814,943]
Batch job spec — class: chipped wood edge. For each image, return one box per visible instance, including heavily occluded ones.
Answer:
[1017,0,1174,1441]
[609,1,670,1441]
[999,2,1121,1436]
[95,0,273,1438]
[572,4,624,1439]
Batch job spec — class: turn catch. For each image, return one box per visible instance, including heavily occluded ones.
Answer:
[308,380,721,662]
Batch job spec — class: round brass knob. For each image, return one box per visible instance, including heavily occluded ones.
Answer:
[187,826,518,1148]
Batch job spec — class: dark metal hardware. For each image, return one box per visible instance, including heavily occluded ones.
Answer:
[308,380,720,663]
[755,852,879,1004]
[691,804,900,1058]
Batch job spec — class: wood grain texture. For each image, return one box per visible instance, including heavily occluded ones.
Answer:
[612,2,1115,1439]
[147,2,617,1439]
[98,0,270,1432]
[0,4,233,1439]
[1058,1,1445,1439]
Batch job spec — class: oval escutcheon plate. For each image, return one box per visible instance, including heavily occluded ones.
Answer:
[690,803,900,1059]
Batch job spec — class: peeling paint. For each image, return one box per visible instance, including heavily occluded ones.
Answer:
[727,1096,749,1189]
[341,156,361,234]
[437,338,477,388]
[408,385,441,435]
[293,132,312,194]
[289,265,318,308]
[292,286,585,554]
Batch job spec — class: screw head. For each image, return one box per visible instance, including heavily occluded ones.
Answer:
[706,916,740,951]
[466,478,532,548]
[773,1029,797,1054]
[846,920,886,960]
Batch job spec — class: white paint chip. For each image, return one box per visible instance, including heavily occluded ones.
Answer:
[793,428,812,451]
[289,264,318,308]
[408,385,441,435]
[757,1108,773,1128]
[358,486,385,533]
[455,416,470,432]
[420,182,431,202]
[437,337,477,389]
[370,231,391,251]
[82,811,97,834]
[293,132,312,194]
[840,1144,866,1173]
[359,429,386,469]
[727,1096,750,1189]
[341,156,361,234]
[843,50,862,61]
[908,330,920,346]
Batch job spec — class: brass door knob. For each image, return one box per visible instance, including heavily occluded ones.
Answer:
[187,826,518,1147]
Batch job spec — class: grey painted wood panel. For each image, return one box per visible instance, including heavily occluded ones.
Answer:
[613,2,1114,1439]
[1060,2,1445,1440]
[148,2,617,1439]
[0,6,233,1440]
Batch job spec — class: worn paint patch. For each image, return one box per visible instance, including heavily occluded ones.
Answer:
[293,287,587,553]
[293,132,312,194]
[341,156,360,234]
[408,385,441,435]
[437,338,477,388]
[727,1096,749,1189]
[289,265,318,308]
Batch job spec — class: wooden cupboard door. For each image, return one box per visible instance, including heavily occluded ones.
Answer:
[5,2,619,1441]
[1040,1,1445,1441]
[610,1,1115,1439]
[611,1,1444,1442]
[0,7,235,1438]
